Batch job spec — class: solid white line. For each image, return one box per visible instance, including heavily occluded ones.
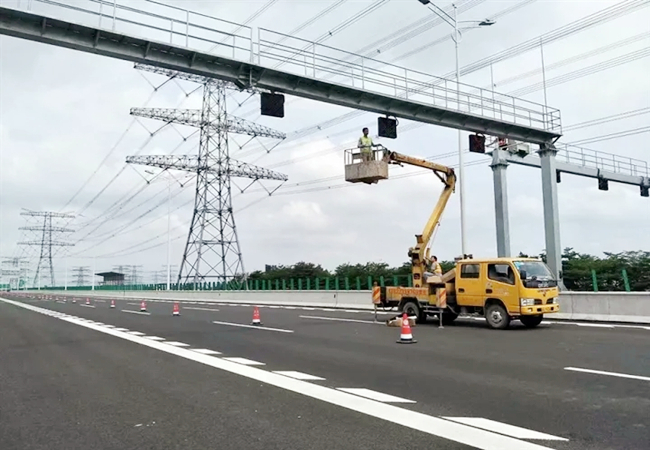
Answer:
[211,320,294,333]
[79,304,95,308]
[299,315,379,325]
[564,367,650,382]
[575,323,614,328]
[121,310,150,316]
[164,341,190,347]
[337,388,416,404]
[222,357,265,366]
[0,297,559,450]
[273,371,326,381]
[443,418,568,441]
[192,349,221,355]
[184,307,220,312]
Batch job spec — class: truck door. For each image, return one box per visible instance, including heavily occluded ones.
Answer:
[457,262,482,307]
[486,263,519,314]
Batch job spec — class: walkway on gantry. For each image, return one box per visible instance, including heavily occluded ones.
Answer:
[0,0,562,144]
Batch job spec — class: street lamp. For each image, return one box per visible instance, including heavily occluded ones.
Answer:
[416,0,495,256]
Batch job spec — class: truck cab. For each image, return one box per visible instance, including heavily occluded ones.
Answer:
[449,257,560,329]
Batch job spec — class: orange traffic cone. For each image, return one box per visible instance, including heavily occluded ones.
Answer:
[251,306,262,326]
[396,313,417,344]
[72,297,77,303]
[85,298,90,305]
[140,300,147,312]
[172,302,180,317]
[110,299,116,309]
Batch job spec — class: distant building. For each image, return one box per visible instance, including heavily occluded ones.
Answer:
[96,271,125,286]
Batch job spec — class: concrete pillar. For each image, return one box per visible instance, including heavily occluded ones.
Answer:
[538,143,565,289]
[490,149,511,257]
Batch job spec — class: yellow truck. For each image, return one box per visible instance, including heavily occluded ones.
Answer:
[344,145,560,329]
[375,257,560,329]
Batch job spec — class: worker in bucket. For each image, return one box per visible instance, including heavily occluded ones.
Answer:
[358,127,374,162]
[423,255,443,280]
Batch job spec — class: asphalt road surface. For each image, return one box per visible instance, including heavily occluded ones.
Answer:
[1,294,648,450]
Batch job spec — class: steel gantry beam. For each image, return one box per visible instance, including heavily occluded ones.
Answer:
[0,3,562,144]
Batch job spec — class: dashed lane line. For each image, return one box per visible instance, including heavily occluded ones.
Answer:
[212,320,294,333]
[79,304,95,308]
[165,341,190,347]
[443,418,568,441]
[184,307,220,312]
[143,336,165,341]
[192,349,222,355]
[564,367,650,382]
[273,371,326,381]
[222,357,265,366]
[121,310,151,316]
[337,388,416,404]
[1,297,564,450]
[299,315,381,325]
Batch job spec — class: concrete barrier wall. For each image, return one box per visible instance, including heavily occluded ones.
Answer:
[18,289,650,324]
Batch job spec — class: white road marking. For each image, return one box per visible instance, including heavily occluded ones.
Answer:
[165,341,190,347]
[185,307,220,312]
[79,304,95,308]
[211,320,294,333]
[127,303,141,306]
[128,331,145,336]
[575,323,614,328]
[443,418,568,441]
[192,349,221,355]
[565,367,650,382]
[337,388,416,404]
[269,306,280,309]
[222,357,265,366]
[143,336,165,341]
[274,371,325,381]
[284,306,297,309]
[0,297,569,450]
[299,315,379,325]
[320,308,337,312]
[302,307,316,311]
[121,310,151,316]
[102,324,115,328]
[113,328,129,332]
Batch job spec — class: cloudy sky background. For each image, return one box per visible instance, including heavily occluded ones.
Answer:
[1,0,649,286]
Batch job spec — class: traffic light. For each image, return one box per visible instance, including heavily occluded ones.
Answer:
[598,178,609,191]
[378,116,397,138]
[468,134,485,153]
[260,92,285,118]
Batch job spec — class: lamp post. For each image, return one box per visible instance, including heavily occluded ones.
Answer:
[417,0,495,256]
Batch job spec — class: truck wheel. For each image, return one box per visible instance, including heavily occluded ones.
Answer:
[485,303,510,330]
[520,315,543,328]
[401,300,425,324]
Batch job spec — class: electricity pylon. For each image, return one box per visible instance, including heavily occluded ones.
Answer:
[127,64,287,287]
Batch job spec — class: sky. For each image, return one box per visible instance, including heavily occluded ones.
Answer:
[0,0,649,287]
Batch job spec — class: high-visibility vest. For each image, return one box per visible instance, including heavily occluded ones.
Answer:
[434,262,442,274]
[359,136,373,152]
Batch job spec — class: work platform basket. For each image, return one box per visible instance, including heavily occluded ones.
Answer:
[344,146,389,184]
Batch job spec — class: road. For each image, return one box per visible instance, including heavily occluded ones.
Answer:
[1,294,648,450]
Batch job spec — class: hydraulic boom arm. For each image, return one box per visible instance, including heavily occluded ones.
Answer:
[384,151,456,287]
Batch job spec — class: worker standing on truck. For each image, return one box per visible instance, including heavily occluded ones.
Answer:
[358,127,374,162]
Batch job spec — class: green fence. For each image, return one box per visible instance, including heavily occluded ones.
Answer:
[31,269,640,292]
[37,274,415,292]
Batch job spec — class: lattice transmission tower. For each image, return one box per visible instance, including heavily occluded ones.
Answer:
[17,210,75,287]
[72,266,90,286]
[126,64,288,287]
